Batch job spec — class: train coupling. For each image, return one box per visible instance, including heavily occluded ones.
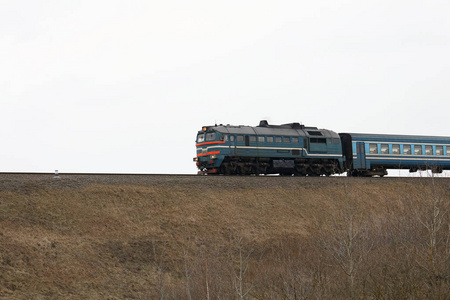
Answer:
[197,168,219,175]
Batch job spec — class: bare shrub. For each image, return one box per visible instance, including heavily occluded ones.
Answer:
[314,183,375,299]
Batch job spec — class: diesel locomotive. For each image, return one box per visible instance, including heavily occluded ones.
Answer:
[194,121,450,176]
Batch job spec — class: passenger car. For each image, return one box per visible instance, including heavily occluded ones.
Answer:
[340,133,450,176]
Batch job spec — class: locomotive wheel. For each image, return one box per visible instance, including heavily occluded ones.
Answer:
[259,163,269,175]
[253,165,262,176]
[237,164,247,175]
[307,165,322,176]
[294,165,307,176]
[220,163,232,175]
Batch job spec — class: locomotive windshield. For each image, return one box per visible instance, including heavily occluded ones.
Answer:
[197,132,217,143]
[197,133,205,143]
[205,132,216,141]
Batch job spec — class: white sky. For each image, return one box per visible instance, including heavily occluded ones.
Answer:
[1,0,450,174]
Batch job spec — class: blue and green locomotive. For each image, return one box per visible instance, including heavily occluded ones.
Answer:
[194,120,450,176]
[194,120,344,175]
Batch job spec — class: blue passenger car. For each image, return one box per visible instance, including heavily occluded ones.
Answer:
[194,120,344,175]
[340,133,450,176]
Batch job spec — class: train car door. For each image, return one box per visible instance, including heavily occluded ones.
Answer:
[356,142,366,169]
[243,135,253,156]
[303,138,309,157]
[229,135,236,156]
[235,135,249,156]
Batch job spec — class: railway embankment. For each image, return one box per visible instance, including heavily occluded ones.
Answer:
[1,174,450,299]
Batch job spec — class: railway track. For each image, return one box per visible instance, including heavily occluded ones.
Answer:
[0,172,197,176]
[0,171,448,178]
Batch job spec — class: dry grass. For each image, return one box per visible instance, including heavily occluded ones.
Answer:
[1,175,450,299]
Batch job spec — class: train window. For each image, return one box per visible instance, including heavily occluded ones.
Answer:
[267,136,274,143]
[276,137,282,143]
[447,147,450,156]
[369,144,378,154]
[206,133,216,141]
[230,135,235,142]
[334,138,340,144]
[404,145,411,155]
[258,136,265,143]
[381,144,389,154]
[250,136,256,143]
[283,137,290,143]
[436,146,443,156]
[292,137,299,143]
[425,145,432,155]
[414,146,422,155]
[221,134,228,141]
[310,138,326,144]
[197,133,205,143]
[392,144,400,154]
[237,135,244,142]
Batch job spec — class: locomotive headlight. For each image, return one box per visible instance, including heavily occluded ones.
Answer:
[193,157,198,162]
[210,155,216,159]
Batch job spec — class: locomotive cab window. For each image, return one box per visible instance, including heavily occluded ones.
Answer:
[197,134,205,143]
[369,144,378,154]
[403,145,411,155]
[206,133,216,141]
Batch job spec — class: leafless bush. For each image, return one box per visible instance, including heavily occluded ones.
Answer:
[313,183,374,299]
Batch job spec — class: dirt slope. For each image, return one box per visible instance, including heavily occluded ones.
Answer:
[1,174,449,299]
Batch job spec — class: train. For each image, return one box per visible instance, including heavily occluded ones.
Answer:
[194,120,450,176]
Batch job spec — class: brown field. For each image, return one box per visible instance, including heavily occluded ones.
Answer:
[1,174,450,299]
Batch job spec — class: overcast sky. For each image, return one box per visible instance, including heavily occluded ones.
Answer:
[1,0,450,174]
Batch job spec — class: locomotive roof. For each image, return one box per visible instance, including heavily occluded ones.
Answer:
[203,121,339,138]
